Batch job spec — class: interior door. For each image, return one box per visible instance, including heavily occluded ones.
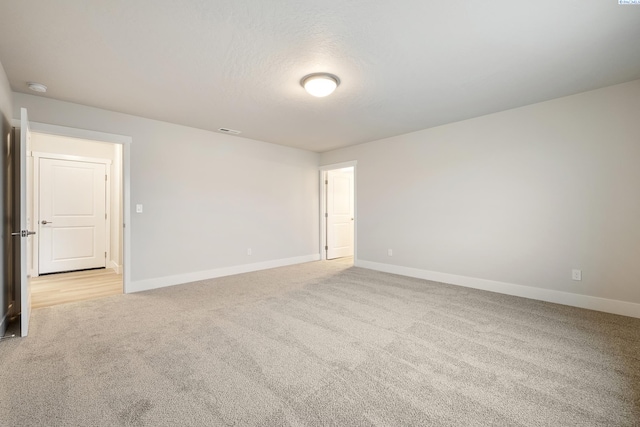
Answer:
[38,158,107,274]
[14,108,35,337]
[326,168,354,259]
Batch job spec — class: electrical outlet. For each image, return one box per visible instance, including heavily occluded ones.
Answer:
[247,248,252,256]
[572,269,582,281]
[388,249,393,256]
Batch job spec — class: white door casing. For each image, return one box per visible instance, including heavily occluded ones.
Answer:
[38,158,107,274]
[26,121,131,293]
[326,168,354,259]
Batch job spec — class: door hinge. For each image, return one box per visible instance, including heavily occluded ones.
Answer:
[105,174,107,181]
[105,251,107,258]
[325,180,328,185]
[325,246,328,251]
[105,213,107,220]
[325,212,328,218]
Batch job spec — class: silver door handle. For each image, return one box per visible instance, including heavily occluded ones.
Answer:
[41,220,52,225]
[12,230,36,237]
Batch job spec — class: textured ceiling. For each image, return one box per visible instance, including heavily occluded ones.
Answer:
[0,1,639,152]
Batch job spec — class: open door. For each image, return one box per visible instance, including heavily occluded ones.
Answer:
[326,167,354,259]
[12,108,35,337]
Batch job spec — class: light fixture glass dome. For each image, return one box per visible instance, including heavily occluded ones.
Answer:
[27,82,47,93]
[301,73,340,97]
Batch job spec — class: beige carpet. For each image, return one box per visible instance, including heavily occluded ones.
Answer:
[1,259,639,426]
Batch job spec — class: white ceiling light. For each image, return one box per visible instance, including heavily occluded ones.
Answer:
[27,82,47,93]
[301,73,340,97]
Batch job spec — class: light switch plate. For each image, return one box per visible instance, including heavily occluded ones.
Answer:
[136,204,143,213]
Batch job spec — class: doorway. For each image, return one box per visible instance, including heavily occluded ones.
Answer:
[28,131,123,307]
[26,126,130,308]
[5,113,131,336]
[320,161,357,264]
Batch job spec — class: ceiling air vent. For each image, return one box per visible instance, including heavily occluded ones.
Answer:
[218,127,241,135]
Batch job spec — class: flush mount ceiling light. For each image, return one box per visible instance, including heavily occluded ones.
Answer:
[27,82,47,93]
[301,73,340,97]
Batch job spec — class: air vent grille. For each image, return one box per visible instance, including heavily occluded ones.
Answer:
[218,128,241,135]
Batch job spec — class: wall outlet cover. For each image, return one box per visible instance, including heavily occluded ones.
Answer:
[572,269,582,281]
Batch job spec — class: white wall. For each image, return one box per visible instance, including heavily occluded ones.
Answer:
[30,132,123,273]
[322,80,640,316]
[14,92,320,291]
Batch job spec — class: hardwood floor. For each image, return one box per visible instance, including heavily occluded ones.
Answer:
[30,269,123,309]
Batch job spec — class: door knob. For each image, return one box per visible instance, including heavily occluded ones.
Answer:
[41,220,52,225]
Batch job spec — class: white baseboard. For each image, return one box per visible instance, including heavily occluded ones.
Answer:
[357,260,640,319]
[127,254,321,294]
[109,260,122,275]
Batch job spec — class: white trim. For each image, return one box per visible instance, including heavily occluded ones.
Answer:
[29,122,131,145]
[319,161,358,262]
[319,161,358,171]
[128,254,320,293]
[122,143,131,293]
[319,171,325,259]
[32,151,112,166]
[26,122,131,294]
[109,260,122,275]
[358,260,640,319]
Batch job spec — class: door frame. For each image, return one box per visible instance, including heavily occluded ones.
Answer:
[32,152,112,277]
[22,121,132,293]
[319,161,357,263]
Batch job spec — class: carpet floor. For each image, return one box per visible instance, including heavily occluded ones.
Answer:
[1,259,639,426]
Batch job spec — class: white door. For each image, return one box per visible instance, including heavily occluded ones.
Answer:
[15,108,35,337]
[38,158,107,274]
[326,168,354,259]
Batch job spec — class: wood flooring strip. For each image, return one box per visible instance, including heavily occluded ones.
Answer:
[31,270,123,309]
